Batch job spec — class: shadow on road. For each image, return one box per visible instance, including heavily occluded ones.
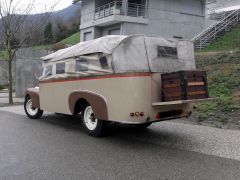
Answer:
[35,113,186,146]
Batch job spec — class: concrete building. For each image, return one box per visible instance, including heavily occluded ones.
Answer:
[80,0,207,41]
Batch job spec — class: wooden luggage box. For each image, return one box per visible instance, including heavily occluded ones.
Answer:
[162,71,209,102]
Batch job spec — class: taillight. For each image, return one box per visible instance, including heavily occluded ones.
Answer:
[130,112,145,117]
[135,112,140,117]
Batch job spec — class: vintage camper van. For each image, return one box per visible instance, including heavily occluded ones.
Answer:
[24,35,211,136]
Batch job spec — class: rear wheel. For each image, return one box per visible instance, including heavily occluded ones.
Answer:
[81,105,106,137]
[24,96,43,119]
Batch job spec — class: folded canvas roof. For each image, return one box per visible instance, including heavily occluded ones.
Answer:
[42,35,195,74]
[42,35,128,62]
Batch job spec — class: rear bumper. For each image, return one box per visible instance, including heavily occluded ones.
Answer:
[150,98,217,122]
[152,98,216,107]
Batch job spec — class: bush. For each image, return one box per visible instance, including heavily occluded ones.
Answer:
[51,43,66,51]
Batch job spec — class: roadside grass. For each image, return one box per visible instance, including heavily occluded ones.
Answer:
[202,25,240,52]
[196,56,240,122]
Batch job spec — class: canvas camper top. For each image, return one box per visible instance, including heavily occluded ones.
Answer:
[40,35,196,80]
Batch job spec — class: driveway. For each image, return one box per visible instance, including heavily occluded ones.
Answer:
[0,106,240,180]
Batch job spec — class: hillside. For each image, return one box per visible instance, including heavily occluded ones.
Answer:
[202,25,240,52]
[59,32,80,45]
[190,51,240,129]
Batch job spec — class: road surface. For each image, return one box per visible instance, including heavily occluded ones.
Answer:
[0,106,240,180]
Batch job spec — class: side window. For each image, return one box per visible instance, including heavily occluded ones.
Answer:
[45,65,52,77]
[56,62,65,74]
[158,46,178,59]
[76,58,89,72]
[99,56,109,69]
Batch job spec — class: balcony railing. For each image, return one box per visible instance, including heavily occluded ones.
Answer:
[94,1,147,20]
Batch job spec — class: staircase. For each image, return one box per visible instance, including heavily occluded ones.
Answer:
[193,9,240,50]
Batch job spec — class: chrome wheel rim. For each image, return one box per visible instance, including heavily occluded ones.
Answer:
[84,106,98,131]
[26,99,38,116]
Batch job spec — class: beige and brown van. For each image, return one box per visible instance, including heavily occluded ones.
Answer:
[24,35,212,136]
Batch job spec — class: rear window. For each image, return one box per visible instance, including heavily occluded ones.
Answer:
[76,58,89,72]
[99,56,109,69]
[56,62,65,74]
[158,46,178,59]
[45,65,52,77]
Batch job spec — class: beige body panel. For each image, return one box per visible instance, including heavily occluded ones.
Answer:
[39,73,191,124]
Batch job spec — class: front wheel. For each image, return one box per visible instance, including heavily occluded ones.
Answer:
[81,105,106,137]
[24,96,43,119]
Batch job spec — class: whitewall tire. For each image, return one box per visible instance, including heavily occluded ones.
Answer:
[24,96,43,119]
[81,105,106,137]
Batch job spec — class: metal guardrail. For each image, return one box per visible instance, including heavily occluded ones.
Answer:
[193,9,240,49]
[94,1,147,20]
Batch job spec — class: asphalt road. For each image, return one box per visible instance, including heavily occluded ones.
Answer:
[0,108,240,180]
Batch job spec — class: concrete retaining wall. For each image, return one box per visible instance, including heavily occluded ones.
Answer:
[0,48,52,97]
[14,48,51,97]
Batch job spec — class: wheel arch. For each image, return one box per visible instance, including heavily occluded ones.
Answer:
[25,88,40,109]
[69,91,108,120]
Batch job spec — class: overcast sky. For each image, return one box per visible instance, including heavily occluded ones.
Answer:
[8,0,74,14]
[36,0,73,12]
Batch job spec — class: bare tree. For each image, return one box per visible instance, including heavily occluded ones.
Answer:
[0,0,54,104]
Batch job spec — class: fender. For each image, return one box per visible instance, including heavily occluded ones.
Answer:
[25,88,40,109]
[69,91,108,120]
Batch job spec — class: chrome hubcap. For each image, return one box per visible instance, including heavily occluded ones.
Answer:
[26,99,38,116]
[84,106,98,131]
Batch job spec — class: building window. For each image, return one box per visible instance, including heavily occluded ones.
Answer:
[45,65,52,77]
[83,31,92,41]
[76,58,89,72]
[108,28,120,35]
[158,46,178,59]
[181,0,204,16]
[56,62,65,74]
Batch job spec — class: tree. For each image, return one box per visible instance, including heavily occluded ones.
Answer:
[0,0,53,104]
[44,22,54,44]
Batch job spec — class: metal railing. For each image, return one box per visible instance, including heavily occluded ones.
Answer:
[94,1,147,20]
[193,9,240,49]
